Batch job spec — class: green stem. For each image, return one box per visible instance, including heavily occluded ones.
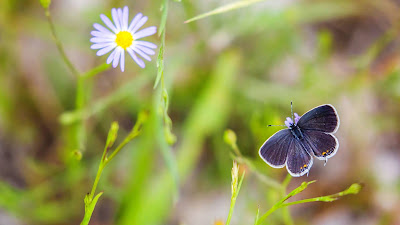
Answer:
[226,171,245,225]
[281,174,293,225]
[45,8,80,77]
[80,114,147,225]
[81,63,111,79]
[280,186,355,207]
[257,181,315,224]
[74,77,86,151]
[256,182,361,225]
[106,130,140,163]
[88,163,105,200]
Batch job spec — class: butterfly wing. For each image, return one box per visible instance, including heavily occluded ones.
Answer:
[297,104,339,133]
[286,139,313,177]
[302,130,338,160]
[259,129,293,168]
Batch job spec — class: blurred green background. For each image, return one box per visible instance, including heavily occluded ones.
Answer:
[0,0,400,224]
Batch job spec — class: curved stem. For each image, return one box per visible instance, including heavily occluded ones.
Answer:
[281,174,293,225]
[45,8,80,77]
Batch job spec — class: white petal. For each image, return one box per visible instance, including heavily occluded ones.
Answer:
[117,8,123,28]
[111,8,121,31]
[135,40,157,49]
[107,48,118,64]
[122,6,129,30]
[117,8,124,30]
[93,23,114,35]
[127,48,145,68]
[90,37,115,43]
[91,42,114,49]
[100,14,117,33]
[130,16,148,34]
[134,44,155,55]
[91,31,115,39]
[120,50,125,72]
[133,26,157,40]
[112,47,122,68]
[96,43,117,56]
[128,13,143,32]
[132,46,151,61]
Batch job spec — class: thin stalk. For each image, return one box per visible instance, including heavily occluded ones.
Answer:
[81,63,111,79]
[80,113,147,225]
[106,130,140,163]
[88,163,105,200]
[256,182,361,225]
[281,174,293,225]
[226,165,245,225]
[75,77,86,151]
[45,8,80,77]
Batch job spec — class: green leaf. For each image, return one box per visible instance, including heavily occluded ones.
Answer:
[253,207,260,225]
[81,192,103,225]
[185,0,264,23]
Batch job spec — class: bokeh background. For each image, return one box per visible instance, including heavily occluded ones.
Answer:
[1,0,400,224]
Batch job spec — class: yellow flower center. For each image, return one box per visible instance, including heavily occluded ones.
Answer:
[115,31,133,49]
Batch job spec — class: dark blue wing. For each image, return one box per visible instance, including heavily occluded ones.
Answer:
[286,140,313,177]
[297,104,339,133]
[302,130,338,160]
[259,129,292,168]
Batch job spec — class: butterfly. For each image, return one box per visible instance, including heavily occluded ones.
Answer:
[259,104,340,177]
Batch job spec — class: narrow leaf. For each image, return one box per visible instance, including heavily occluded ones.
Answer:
[185,0,264,23]
[80,192,103,225]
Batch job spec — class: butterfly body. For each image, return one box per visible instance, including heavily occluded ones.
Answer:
[259,104,340,177]
[289,125,304,141]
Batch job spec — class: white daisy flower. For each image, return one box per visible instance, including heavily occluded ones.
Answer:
[90,6,157,71]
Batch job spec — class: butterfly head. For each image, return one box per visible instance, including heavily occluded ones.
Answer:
[284,113,301,128]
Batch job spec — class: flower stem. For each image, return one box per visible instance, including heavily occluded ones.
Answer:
[88,162,105,200]
[256,182,361,225]
[226,163,245,225]
[80,113,148,225]
[81,63,111,79]
[281,174,293,225]
[45,8,80,77]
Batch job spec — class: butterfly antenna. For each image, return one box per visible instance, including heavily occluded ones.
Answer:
[324,157,328,166]
[267,124,286,127]
[291,101,294,122]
